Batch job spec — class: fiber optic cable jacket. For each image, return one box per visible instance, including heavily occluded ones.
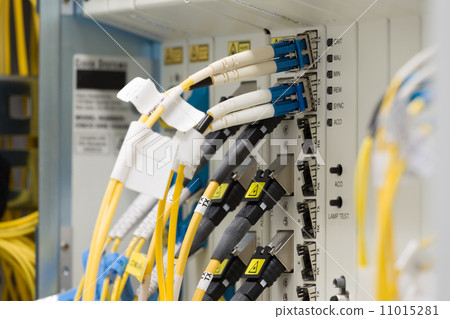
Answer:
[0,211,38,300]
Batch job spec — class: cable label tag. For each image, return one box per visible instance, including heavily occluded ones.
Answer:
[125,251,148,282]
[160,97,205,132]
[109,255,129,277]
[117,77,164,115]
[196,271,214,292]
[194,196,211,215]
[117,77,204,132]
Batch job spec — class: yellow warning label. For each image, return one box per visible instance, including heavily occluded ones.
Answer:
[125,251,148,282]
[245,258,265,275]
[245,182,265,199]
[212,183,229,200]
[164,47,183,65]
[228,40,251,56]
[190,44,209,62]
[271,36,292,44]
[214,258,229,275]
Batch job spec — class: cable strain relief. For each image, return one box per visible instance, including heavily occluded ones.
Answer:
[189,77,212,90]
[196,114,214,134]
[211,216,252,261]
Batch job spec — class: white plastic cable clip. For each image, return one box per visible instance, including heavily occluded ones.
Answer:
[173,129,205,167]
[117,77,163,115]
[111,121,177,199]
[117,78,205,132]
[160,87,205,132]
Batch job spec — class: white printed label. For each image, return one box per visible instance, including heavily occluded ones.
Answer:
[196,271,214,292]
[73,55,134,155]
[194,196,211,215]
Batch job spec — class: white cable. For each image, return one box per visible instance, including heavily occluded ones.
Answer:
[210,46,274,75]
[108,193,158,239]
[189,46,274,84]
[133,187,192,240]
[209,104,275,132]
[208,89,272,119]
[212,61,277,86]
[395,46,436,81]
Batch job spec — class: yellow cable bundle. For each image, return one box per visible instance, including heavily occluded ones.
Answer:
[110,237,146,301]
[166,165,185,301]
[109,236,139,301]
[375,150,405,301]
[354,135,373,267]
[0,211,38,300]
[155,171,174,301]
[13,0,29,76]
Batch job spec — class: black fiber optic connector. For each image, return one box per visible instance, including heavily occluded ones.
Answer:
[184,126,241,186]
[210,154,294,264]
[231,230,294,301]
[184,159,257,257]
[211,116,284,185]
[202,232,256,301]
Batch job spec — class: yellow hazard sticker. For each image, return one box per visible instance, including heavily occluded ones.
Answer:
[228,40,251,56]
[271,36,292,44]
[214,258,229,275]
[245,258,266,275]
[245,182,265,199]
[125,251,148,282]
[212,183,229,200]
[164,47,183,65]
[190,44,209,62]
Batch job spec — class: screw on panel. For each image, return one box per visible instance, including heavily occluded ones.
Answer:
[283,277,288,287]
[62,266,70,276]
[283,201,288,210]
[283,124,289,135]
[283,293,288,301]
[283,216,288,226]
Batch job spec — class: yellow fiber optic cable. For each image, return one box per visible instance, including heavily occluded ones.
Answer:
[166,165,184,301]
[0,211,38,228]
[74,275,85,301]
[0,0,5,75]
[375,150,405,301]
[13,0,29,76]
[83,181,123,300]
[140,200,174,299]
[111,237,121,252]
[83,114,150,300]
[174,181,219,300]
[109,236,139,301]
[155,172,174,301]
[192,259,221,301]
[28,0,39,75]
